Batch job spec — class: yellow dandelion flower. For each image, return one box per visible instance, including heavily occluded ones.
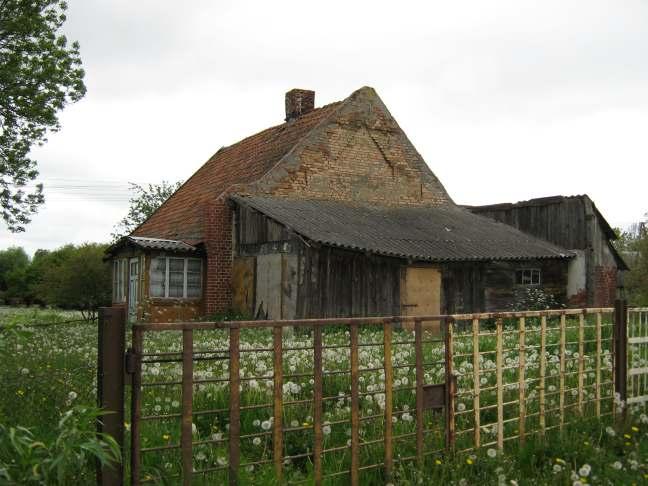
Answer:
[625,441,631,446]
[435,459,442,465]
[555,458,566,464]
[163,434,171,441]
[631,426,639,432]
[466,458,473,465]
[624,434,631,439]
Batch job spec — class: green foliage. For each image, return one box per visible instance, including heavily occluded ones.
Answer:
[111,180,182,241]
[509,287,564,311]
[0,246,30,302]
[0,406,120,485]
[37,243,111,319]
[0,243,110,317]
[0,0,86,232]
[615,216,648,306]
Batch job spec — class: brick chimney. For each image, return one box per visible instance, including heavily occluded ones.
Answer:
[285,89,315,121]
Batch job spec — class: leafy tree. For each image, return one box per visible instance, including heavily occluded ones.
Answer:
[111,180,182,241]
[1,0,86,232]
[0,246,29,290]
[0,246,30,303]
[39,243,111,319]
[615,213,648,306]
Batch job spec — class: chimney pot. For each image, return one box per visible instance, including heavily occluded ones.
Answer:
[285,89,315,121]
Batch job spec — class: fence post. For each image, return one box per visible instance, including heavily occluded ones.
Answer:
[96,306,126,486]
[614,299,628,415]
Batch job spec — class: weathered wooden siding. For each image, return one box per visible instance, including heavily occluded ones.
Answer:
[472,198,589,250]
[470,196,619,306]
[234,202,572,317]
[296,247,402,318]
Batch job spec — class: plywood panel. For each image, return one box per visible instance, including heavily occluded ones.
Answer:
[256,254,282,319]
[402,266,441,331]
[232,257,255,317]
[281,254,299,319]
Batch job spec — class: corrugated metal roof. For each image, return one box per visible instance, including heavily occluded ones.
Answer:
[125,236,198,252]
[231,195,574,263]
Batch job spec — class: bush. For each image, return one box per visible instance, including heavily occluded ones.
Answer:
[0,406,120,485]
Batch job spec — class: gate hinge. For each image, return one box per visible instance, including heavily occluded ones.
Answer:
[125,348,136,374]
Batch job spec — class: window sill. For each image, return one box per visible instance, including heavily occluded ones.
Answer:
[148,297,203,306]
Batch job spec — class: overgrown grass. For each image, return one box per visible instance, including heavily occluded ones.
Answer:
[1,308,647,485]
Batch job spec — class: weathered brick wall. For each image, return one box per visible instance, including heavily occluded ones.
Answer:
[593,265,617,307]
[252,87,452,208]
[203,200,233,315]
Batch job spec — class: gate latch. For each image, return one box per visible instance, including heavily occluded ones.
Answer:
[124,347,136,374]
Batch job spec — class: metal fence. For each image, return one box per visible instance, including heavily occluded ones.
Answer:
[97,303,638,485]
[628,307,648,407]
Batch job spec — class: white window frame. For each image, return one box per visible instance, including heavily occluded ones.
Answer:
[113,258,126,302]
[150,256,202,299]
[516,268,541,286]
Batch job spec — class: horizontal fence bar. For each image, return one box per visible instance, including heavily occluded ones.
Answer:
[132,308,616,332]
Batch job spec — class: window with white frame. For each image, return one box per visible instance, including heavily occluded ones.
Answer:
[150,256,202,299]
[112,259,126,302]
[516,268,541,285]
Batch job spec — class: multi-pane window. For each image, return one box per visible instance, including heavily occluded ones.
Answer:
[516,268,541,285]
[112,259,126,302]
[150,257,203,299]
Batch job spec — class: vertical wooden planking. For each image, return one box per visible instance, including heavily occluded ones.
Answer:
[384,321,395,478]
[578,313,585,414]
[229,326,241,486]
[496,318,504,450]
[539,316,547,435]
[595,312,602,417]
[559,314,566,431]
[313,326,323,486]
[472,318,480,449]
[181,329,194,486]
[445,318,456,451]
[350,323,360,486]
[518,317,526,445]
[130,327,143,486]
[273,325,283,482]
[414,319,423,468]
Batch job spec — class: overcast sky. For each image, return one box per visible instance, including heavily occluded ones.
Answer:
[3,0,647,255]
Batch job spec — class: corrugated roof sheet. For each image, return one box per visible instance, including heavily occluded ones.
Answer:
[232,195,574,263]
[125,236,198,252]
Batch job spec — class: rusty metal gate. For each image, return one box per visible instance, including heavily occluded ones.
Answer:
[96,301,632,485]
[126,317,454,485]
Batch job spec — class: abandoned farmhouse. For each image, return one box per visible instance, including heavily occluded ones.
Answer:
[106,87,625,322]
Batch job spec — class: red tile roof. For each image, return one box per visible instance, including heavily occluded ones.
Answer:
[132,101,342,241]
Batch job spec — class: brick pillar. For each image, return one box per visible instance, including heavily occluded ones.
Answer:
[203,200,233,315]
[593,265,617,307]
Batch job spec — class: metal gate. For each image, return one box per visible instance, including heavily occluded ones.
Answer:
[96,302,633,485]
[627,307,648,406]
